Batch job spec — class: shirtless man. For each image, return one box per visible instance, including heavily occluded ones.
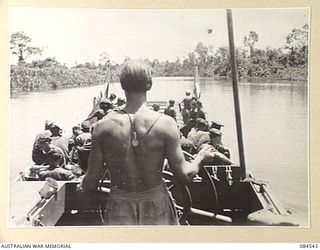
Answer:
[80,60,217,225]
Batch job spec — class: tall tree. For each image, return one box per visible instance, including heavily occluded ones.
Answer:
[213,47,230,76]
[99,52,110,65]
[194,42,209,75]
[10,31,42,63]
[244,31,259,57]
[195,42,208,61]
[285,24,309,66]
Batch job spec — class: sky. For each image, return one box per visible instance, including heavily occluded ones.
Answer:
[8,7,309,65]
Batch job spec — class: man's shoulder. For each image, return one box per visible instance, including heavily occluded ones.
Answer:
[136,108,173,125]
[100,110,126,121]
[153,113,178,135]
[91,113,118,133]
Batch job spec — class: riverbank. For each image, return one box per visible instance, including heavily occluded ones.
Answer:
[213,75,308,84]
[10,64,114,93]
[10,64,307,94]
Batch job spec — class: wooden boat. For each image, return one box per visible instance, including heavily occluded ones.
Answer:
[10,157,295,227]
[11,93,297,227]
[9,10,298,227]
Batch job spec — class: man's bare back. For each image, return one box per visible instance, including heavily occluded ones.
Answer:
[82,104,186,192]
[101,105,179,191]
[79,60,221,225]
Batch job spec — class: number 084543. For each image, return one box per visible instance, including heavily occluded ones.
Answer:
[300,244,318,248]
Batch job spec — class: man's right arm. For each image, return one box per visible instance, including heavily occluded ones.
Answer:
[81,122,105,192]
[164,117,207,185]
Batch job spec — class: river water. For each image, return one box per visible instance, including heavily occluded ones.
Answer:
[10,77,308,226]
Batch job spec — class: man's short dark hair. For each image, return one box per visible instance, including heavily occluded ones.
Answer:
[120,60,153,92]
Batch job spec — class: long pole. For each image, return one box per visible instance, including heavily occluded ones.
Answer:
[226,9,246,179]
[194,64,200,100]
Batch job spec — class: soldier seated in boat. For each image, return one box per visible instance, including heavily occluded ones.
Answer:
[30,132,75,181]
[152,103,160,112]
[32,121,70,165]
[193,128,231,165]
[114,97,126,111]
[98,98,114,117]
[109,93,117,106]
[69,125,82,164]
[197,131,232,166]
[32,132,65,167]
[86,98,114,122]
[179,100,199,138]
[164,99,177,121]
[69,125,82,151]
[73,123,92,172]
[79,59,218,225]
[189,99,198,121]
[32,130,54,166]
[187,118,210,153]
[45,121,70,164]
[196,100,206,120]
[208,128,231,160]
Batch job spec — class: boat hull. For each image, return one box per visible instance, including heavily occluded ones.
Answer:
[10,165,295,226]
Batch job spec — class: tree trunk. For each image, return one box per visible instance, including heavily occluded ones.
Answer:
[250,46,254,58]
[18,48,24,63]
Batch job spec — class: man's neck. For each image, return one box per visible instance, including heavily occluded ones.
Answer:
[124,91,147,113]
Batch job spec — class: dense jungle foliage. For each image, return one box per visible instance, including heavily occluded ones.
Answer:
[10,25,308,92]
